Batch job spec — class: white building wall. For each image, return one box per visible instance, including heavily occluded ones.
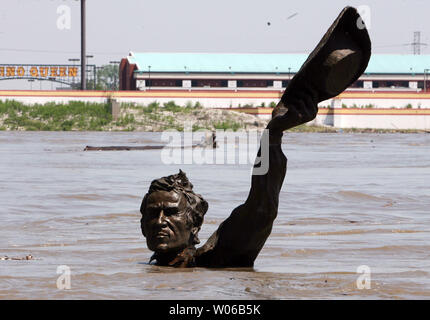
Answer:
[312,113,334,126]
[335,114,430,130]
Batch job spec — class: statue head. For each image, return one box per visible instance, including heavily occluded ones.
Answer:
[140,170,208,256]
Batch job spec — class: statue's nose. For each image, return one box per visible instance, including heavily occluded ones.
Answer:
[156,210,168,226]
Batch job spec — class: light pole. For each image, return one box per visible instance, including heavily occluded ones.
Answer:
[68,58,80,89]
[424,69,429,92]
[86,55,94,89]
[68,58,80,64]
[81,0,86,90]
[148,65,151,91]
[86,55,94,64]
[95,66,103,90]
[28,79,34,90]
[109,61,120,90]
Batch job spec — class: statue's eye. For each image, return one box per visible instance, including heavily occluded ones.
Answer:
[146,207,159,217]
[164,207,179,216]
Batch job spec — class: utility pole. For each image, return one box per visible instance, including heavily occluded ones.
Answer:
[81,0,86,90]
[148,65,151,91]
[69,58,80,89]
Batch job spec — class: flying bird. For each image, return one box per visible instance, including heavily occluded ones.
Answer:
[287,12,299,20]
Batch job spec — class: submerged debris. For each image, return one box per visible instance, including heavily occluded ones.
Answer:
[0,254,34,261]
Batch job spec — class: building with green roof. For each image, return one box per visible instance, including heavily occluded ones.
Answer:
[119,52,430,91]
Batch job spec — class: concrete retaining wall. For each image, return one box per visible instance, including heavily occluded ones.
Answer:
[236,107,430,130]
[1,89,430,108]
[313,108,430,130]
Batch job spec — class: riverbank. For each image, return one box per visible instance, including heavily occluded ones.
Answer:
[0,100,267,132]
[0,100,427,133]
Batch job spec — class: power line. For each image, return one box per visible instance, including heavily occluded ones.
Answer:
[373,44,410,48]
[0,48,124,55]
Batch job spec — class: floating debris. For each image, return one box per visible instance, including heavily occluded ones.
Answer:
[0,254,34,261]
[84,145,164,151]
[84,133,217,151]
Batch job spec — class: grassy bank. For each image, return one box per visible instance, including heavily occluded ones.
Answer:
[0,100,427,133]
[0,100,112,131]
[0,100,267,132]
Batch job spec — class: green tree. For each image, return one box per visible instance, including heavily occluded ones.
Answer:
[96,64,119,90]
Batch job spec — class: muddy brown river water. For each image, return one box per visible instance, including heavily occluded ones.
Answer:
[0,131,429,299]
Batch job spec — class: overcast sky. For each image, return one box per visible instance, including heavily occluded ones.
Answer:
[1,0,429,88]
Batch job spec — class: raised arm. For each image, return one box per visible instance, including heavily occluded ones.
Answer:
[196,6,370,268]
[195,92,318,267]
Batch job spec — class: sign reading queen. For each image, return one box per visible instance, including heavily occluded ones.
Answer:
[0,64,96,86]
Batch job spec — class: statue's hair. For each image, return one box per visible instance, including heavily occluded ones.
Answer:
[140,170,208,245]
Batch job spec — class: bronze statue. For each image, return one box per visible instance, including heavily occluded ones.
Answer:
[140,7,371,268]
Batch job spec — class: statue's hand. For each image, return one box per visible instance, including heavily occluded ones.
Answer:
[267,90,319,133]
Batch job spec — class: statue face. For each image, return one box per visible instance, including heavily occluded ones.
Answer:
[142,190,192,253]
